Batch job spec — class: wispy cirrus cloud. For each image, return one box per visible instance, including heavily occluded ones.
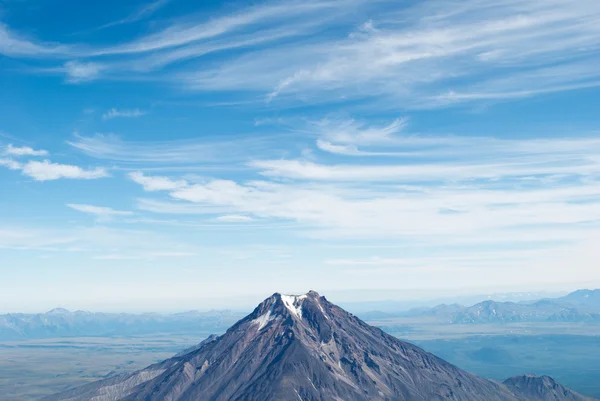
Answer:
[91,0,353,56]
[102,108,147,120]
[182,0,600,107]
[129,172,186,191]
[96,0,172,29]
[250,117,600,182]
[4,0,600,108]
[0,23,70,57]
[67,132,287,164]
[93,251,196,260]
[67,204,133,217]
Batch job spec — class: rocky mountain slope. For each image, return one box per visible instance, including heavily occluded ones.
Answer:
[44,291,596,401]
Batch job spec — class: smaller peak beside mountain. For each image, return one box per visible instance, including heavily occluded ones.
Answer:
[504,374,594,401]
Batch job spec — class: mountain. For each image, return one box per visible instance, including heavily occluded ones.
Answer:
[341,291,562,316]
[401,290,600,324]
[44,291,595,401]
[0,309,244,340]
[504,375,592,401]
[557,290,600,309]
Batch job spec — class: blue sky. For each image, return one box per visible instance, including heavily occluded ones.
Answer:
[1,0,600,312]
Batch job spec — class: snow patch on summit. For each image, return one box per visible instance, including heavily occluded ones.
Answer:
[281,294,307,318]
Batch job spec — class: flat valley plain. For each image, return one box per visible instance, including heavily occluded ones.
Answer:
[2,319,600,400]
[0,334,201,400]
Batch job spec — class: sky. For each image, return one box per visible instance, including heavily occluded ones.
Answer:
[1,0,600,312]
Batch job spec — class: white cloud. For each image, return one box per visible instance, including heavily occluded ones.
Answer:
[313,118,418,156]
[4,144,48,157]
[1,155,109,181]
[136,198,228,214]
[134,174,600,244]
[93,251,195,260]
[63,61,103,83]
[124,123,600,247]
[316,140,362,156]
[102,108,147,120]
[129,172,187,191]
[0,158,22,170]
[0,23,69,57]
[67,204,133,217]
[20,160,109,181]
[216,214,254,223]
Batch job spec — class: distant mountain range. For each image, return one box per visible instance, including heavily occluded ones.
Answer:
[364,289,600,324]
[2,290,599,342]
[341,290,564,315]
[0,309,245,340]
[44,291,595,401]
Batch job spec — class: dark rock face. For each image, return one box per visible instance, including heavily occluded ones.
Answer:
[44,291,597,401]
[504,375,594,401]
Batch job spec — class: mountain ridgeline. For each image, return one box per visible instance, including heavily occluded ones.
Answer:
[0,309,244,340]
[375,289,600,324]
[44,291,596,401]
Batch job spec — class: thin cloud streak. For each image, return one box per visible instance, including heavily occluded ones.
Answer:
[67,132,294,164]
[96,0,172,29]
[89,0,355,56]
[67,204,133,217]
[102,108,147,120]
